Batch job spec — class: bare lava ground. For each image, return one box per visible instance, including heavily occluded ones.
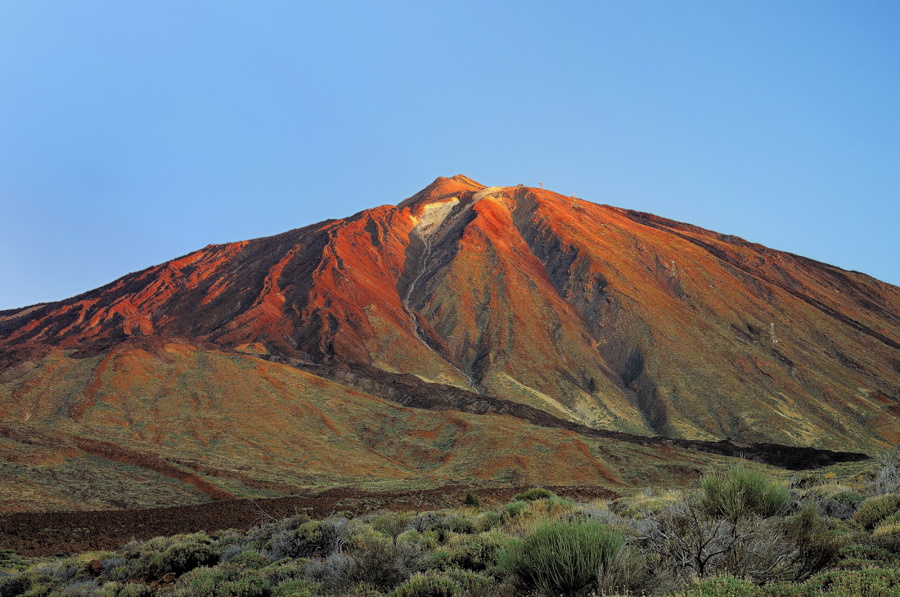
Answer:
[0,484,616,557]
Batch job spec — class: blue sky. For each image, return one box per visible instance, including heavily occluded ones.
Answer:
[1,1,898,309]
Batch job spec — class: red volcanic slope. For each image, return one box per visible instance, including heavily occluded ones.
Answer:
[2,175,900,449]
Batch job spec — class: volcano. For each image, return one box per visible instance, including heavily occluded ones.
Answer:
[0,175,894,511]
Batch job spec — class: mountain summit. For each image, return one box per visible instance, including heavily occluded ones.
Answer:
[3,176,900,452]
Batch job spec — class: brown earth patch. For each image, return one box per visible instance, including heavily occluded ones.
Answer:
[0,484,616,557]
[69,436,234,501]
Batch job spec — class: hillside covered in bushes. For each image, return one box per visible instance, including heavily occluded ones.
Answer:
[3,455,900,596]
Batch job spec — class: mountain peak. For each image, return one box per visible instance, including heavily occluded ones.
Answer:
[397,175,485,210]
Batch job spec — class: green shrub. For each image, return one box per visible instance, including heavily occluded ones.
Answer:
[473,511,500,533]
[440,533,504,572]
[391,572,459,597]
[595,547,658,596]
[225,550,269,570]
[96,581,153,597]
[513,488,557,502]
[499,501,527,522]
[699,464,790,523]
[0,550,27,572]
[373,512,414,546]
[874,446,900,495]
[831,491,864,505]
[835,540,900,570]
[499,519,623,595]
[464,493,480,508]
[780,501,841,582]
[422,548,454,572]
[172,566,269,597]
[677,575,760,596]
[815,490,863,520]
[0,572,55,597]
[266,520,340,560]
[390,570,491,597]
[244,514,311,548]
[336,535,422,592]
[32,559,81,584]
[261,559,308,586]
[446,517,476,536]
[410,513,456,542]
[397,530,437,551]
[854,494,900,529]
[440,569,493,593]
[871,521,900,554]
[145,541,218,579]
[800,566,900,596]
[610,493,676,519]
[270,579,317,597]
[425,514,477,539]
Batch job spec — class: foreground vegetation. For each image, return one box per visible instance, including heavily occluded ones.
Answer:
[2,454,900,596]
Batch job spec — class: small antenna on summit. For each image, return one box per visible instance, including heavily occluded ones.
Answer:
[539,181,543,189]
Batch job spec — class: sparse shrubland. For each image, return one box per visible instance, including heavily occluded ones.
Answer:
[3,457,900,596]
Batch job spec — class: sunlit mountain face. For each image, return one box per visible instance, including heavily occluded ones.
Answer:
[0,175,895,511]
[6,174,899,447]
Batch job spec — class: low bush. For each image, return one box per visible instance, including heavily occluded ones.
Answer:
[346,537,422,592]
[513,488,557,502]
[13,461,898,596]
[854,494,900,529]
[835,539,900,571]
[266,519,345,560]
[32,559,81,584]
[830,490,864,505]
[677,575,760,596]
[306,533,422,593]
[500,519,623,595]
[372,512,414,546]
[411,512,444,534]
[64,579,106,596]
[473,511,500,533]
[874,447,900,495]
[172,566,269,597]
[390,572,459,597]
[800,566,900,596]
[779,501,841,582]
[224,550,269,570]
[96,581,153,596]
[439,533,505,572]
[0,572,54,597]
[595,546,661,596]
[397,530,437,551]
[699,464,790,523]
[270,579,318,597]
[499,501,527,522]
[871,522,900,554]
[814,492,862,520]
[304,553,354,589]
[612,496,676,519]
[390,569,493,597]
[144,541,218,580]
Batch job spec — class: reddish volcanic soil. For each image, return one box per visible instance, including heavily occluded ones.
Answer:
[0,484,617,557]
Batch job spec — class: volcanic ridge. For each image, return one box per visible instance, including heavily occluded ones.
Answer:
[1,175,896,514]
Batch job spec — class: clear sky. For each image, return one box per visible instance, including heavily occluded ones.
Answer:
[2,1,898,310]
